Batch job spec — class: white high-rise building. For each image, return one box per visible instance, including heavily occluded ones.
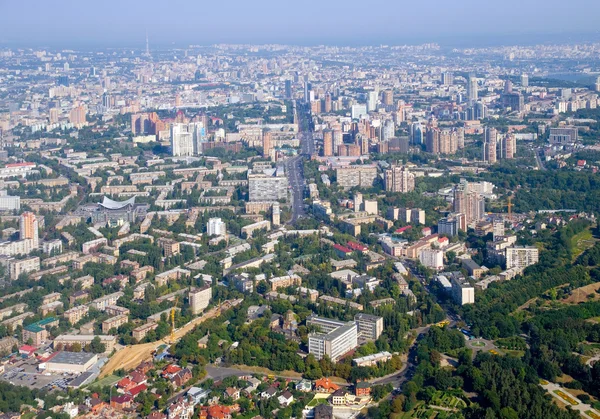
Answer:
[170,124,194,156]
[505,246,539,269]
[207,218,226,237]
[367,91,378,112]
[467,74,478,103]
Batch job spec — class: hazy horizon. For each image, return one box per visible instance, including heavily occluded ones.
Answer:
[1,0,599,49]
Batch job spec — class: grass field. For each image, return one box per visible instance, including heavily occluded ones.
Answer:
[88,374,120,389]
[571,228,597,261]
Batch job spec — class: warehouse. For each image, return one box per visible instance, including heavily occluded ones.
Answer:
[44,351,98,373]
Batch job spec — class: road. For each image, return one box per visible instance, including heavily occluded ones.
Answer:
[535,147,546,170]
[284,102,315,223]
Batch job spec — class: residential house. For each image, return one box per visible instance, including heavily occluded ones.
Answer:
[277,391,294,406]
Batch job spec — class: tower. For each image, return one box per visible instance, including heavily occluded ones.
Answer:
[144,30,150,57]
[483,127,497,164]
[322,129,333,157]
[467,74,478,103]
[262,130,272,158]
[20,212,38,249]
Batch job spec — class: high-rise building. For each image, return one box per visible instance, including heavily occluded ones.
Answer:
[20,212,39,249]
[453,182,485,225]
[331,130,343,153]
[410,122,423,145]
[596,76,600,93]
[367,91,378,112]
[521,74,529,87]
[324,93,332,113]
[382,90,394,106]
[189,285,212,315]
[483,127,497,164]
[467,74,478,102]
[354,314,384,340]
[384,165,415,193]
[207,218,226,237]
[502,93,524,112]
[441,72,454,86]
[69,105,87,126]
[500,134,516,159]
[262,130,273,158]
[351,104,367,120]
[285,79,292,99]
[549,126,578,145]
[170,124,194,156]
[323,129,333,156]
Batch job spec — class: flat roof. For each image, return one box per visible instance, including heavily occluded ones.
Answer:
[48,351,97,366]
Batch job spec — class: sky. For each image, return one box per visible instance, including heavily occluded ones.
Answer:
[0,0,599,48]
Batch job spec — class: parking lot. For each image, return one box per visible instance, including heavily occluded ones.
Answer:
[0,356,96,391]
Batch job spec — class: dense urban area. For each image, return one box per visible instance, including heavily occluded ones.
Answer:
[0,40,599,419]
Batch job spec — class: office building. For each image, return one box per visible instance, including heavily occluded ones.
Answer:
[483,127,497,164]
[521,74,529,87]
[438,216,463,236]
[189,285,212,315]
[382,90,394,106]
[308,317,358,362]
[451,276,475,305]
[549,127,578,145]
[354,313,383,340]
[384,165,415,193]
[285,79,292,99]
[248,167,288,202]
[502,93,524,112]
[207,218,226,237]
[505,246,539,269]
[0,191,20,211]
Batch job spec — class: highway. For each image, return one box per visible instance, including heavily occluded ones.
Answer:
[284,102,315,223]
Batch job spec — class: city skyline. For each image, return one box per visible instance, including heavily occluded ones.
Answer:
[0,0,599,48]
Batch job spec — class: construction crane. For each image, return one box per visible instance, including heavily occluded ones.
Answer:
[170,296,178,344]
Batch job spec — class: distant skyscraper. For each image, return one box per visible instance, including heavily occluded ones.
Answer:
[521,74,529,87]
[323,93,332,113]
[467,74,478,103]
[483,127,498,164]
[69,105,87,126]
[595,76,600,93]
[367,91,378,112]
[323,129,333,157]
[500,133,516,159]
[382,90,394,106]
[504,80,513,94]
[20,212,38,249]
[441,72,454,86]
[285,79,292,99]
[262,130,273,158]
[410,122,423,145]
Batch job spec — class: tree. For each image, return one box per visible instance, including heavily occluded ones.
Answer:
[89,336,106,354]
